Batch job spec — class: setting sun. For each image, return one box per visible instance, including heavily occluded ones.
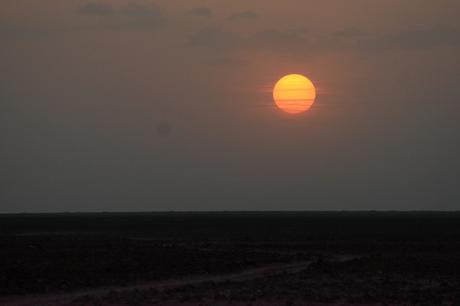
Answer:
[273,74,316,114]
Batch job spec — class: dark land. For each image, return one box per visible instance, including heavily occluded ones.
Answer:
[1,212,460,306]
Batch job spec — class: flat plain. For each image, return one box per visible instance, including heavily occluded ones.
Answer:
[1,212,459,305]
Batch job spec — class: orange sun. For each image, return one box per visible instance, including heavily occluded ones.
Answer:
[273,74,316,114]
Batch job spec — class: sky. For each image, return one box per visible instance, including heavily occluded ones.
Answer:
[1,0,460,212]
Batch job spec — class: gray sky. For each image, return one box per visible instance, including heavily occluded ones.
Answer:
[1,0,459,212]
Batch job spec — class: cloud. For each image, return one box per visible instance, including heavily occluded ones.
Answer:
[186,24,460,58]
[0,23,45,40]
[247,28,309,52]
[186,27,238,49]
[79,3,114,15]
[228,11,258,21]
[0,2,165,40]
[79,2,165,29]
[186,26,310,56]
[368,25,460,51]
[188,7,213,18]
[333,27,369,38]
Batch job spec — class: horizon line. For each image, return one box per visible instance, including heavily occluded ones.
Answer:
[1,210,460,215]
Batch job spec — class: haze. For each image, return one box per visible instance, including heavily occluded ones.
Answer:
[1,0,459,212]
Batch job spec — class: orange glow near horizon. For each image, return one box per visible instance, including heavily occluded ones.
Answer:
[273,74,316,114]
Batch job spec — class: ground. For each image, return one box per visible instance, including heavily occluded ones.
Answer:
[1,212,459,305]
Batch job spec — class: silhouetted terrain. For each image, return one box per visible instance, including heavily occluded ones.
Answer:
[1,212,459,305]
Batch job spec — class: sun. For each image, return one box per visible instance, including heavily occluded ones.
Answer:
[273,74,317,114]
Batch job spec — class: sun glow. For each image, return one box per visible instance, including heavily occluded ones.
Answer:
[273,74,316,114]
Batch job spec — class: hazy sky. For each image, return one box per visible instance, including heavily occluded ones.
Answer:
[1,0,460,212]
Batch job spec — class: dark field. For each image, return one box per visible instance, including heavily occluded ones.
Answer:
[1,212,460,306]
